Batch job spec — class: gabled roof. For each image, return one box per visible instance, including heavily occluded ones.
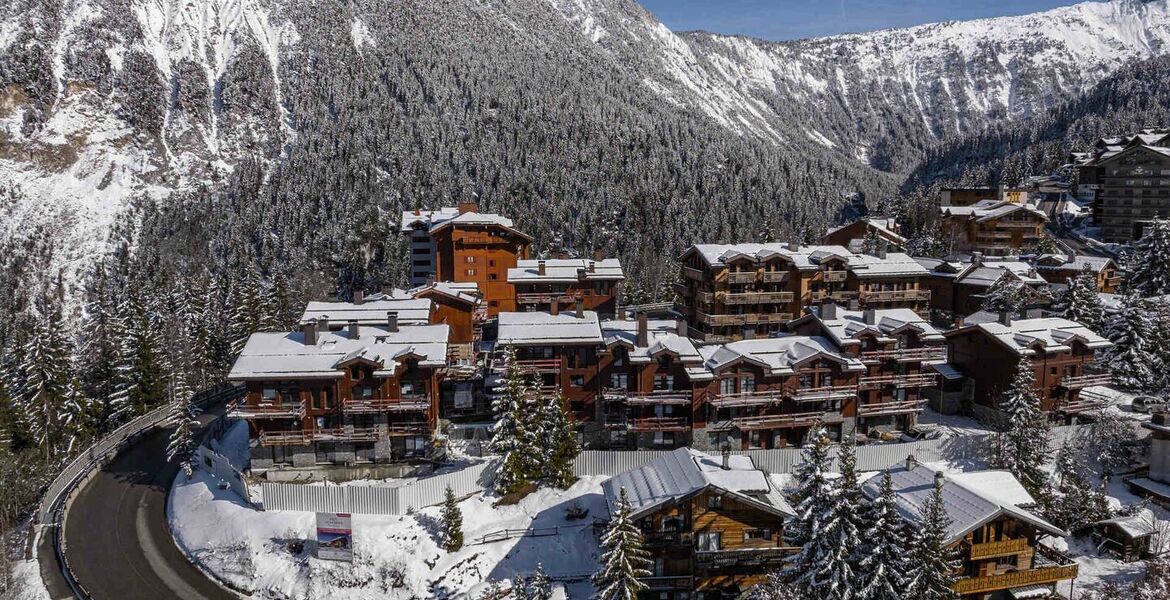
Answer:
[508,258,625,284]
[945,317,1111,357]
[681,243,924,278]
[299,298,433,326]
[698,335,866,376]
[228,324,451,380]
[846,252,929,278]
[497,311,603,345]
[409,281,482,306]
[795,306,945,347]
[941,199,1047,223]
[600,319,703,364]
[861,464,1066,545]
[1032,254,1115,274]
[427,211,534,241]
[602,447,794,521]
[955,262,1047,288]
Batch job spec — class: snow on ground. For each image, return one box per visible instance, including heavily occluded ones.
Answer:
[10,557,50,600]
[171,422,605,599]
[917,407,995,437]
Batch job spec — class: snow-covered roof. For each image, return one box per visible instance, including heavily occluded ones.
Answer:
[948,317,1111,357]
[683,243,925,279]
[228,325,451,380]
[825,218,906,243]
[409,281,482,306]
[941,199,1047,223]
[698,335,865,376]
[299,299,433,326]
[1033,254,1114,273]
[956,261,1047,288]
[400,207,460,232]
[846,252,929,277]
[497,311,603,345]
[861,464,1066,544]
[508,258,625,284]
[401,206,532,240]
[801,306,945,347]
[1096,509,1158,539]
[602,447,794,521]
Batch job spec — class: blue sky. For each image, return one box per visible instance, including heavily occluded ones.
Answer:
[638,0,1088,41]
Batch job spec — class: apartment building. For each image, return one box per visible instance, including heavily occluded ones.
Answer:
[675,243,930,343]
[509,258,625,317]
[401,202,532,315]
[821,217,906,252]
[919,257,1053,320]
[940,199,1049,256]
[602,448,794,598]
[862,461,1077,599]
[408,281,485,345]
[228,318,450,471]
[1031,254,1122,294]
[597,316,709,450]
[945,316,1112,420]
[1075,129,1170,242]
[790,303,947,436]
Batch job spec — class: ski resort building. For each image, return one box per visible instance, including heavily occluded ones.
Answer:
[939,199,1049,257]
[821,217,907,252]
[227,318,451,472]
[789,303,947,436]
[1074,129,1170,242]
[919,256,1053,320]
[508,257,625,317]
[601,448,795,597]
[944,316,1112,420]
[864,460,1077,599]
[400,202,532,315]
[674,243,930,343]
[1031,254,1122,294]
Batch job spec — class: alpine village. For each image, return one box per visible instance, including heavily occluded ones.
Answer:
[9,2,1170,600]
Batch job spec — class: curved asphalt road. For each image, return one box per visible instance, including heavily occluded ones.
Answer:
[40,406,238,599]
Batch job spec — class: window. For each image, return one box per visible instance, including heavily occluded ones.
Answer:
[320,389,333,409]
[465,268,477,276]
[653,431,674,446]
[310,389,321,410]
[357,386,374,399]
[465,256,476,263]
[262,387,276,402]
[720,378,736,396]
[571,375,585,388]
[744,529,772,541]
[611,373,628,390]
[613,351,625,367]
[654,374,674,391]
[707,495,722,509]
[405,436,427,454]
[488,259,496,267]
[488,273,498,281]
[696,531,722,551]
[740,373,755,393]
[401,381,420,397]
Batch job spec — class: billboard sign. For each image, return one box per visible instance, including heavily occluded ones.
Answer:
[316,512,353,562]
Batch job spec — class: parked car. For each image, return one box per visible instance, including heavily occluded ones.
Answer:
[1131,395,1169,414]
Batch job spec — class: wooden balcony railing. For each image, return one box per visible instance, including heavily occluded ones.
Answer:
[861,289,931,303]
[968,538,1029,560]
[724,410,844,431]
[641,531,693,546]
[708,390,787,408]
[622,391,693,405]
[230,400,306,420]
[1058,394,1106,414]
[822,271,848,282]
[628,417,690,432]
[761,271,789,283]
[810,290,859,303]
[861,346,948,363]
[857,399,926,417]
[516,292,583,305]
[695,546,794,568]
[672,282,692,297]
[343,397,430,413]
[695,311,792,326]
[639,575,694,591]
[682,266,707,281]
[994,220,1045,228]
[722,291,795,305]
[259,424,428,446]
[513,359,562,373]
[1059,373,1112,389]
[857,373,938,390]
[696,291,715,304]
[952,565,1078,595]
[726,271,758,284]
[457,234,507,245]
[785,384,857,402]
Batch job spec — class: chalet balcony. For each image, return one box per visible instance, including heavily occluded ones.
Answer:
[952,546,1077,595]
[682,266,707,281]
[822,271,848,283]
[1104,275,1123,288]
[861,346,948,363]
[726,271,758,284]
[708,389,786,408]
[860,289,931,303]
[628,417,690,432]
[809,290,859,303]
[512,359,562,374]
[784,384,857,402]
[967,538,1029,560]
[995,220,1045,228]
[230,400,306,420]
[344,397,430,414]
[623,391,692,405]
[1059,372,1112,389]
[857,372,938,390]
[761,271,788,283]
[515,292,583,305]
[641,530,693,547]
[857,398,926,417]
[714,410,843,431]
[1057,394,1106,414]
[695,290,715,304]
[639,575,694,591]
[695,311,792,326]
[695,546,794,569]
[722,291,795,305]
[456,234,506,245]
[672,282,692,297]
[258,423,430,446]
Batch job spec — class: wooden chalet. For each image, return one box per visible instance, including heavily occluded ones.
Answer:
[821,217,907,252]
[940,199,1049,257]
[508,258,625,317]
[919,257,1053,320]
[602,448,795,598]
[1031,254,1122,294]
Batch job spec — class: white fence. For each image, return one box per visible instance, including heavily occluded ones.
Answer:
[196,446,252,504]
[261,460,496,515]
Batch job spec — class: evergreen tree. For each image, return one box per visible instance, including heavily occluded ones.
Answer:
[1101,291,1155,392]
[821,437,864,599]
[527,564,552,600]
[1127,218,1170,297]
[77,268,130,433]
[490,346,539,495]
[593,487,651,600]
[1087,408,1146,473]
[167,370,201,479]
[15,313,71,456]
[1134,555,1170,600]
[981,275,1026,316]
[119,294,167,415]
[783,425,841,596]
[1047,440,1110,532]
[902,475,958,600]
[990,357,1051,497]
[1062,264,1105,331]
[440,484,464,552]
[859,472,909,600]
[536,390,579,488]
[745,572,801,599]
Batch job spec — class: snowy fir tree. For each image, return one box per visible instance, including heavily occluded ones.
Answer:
[1147,299,1170,394]
[166,400,201,478]
[515,564,552,600]
[859,471,909,600]
[119,294,168,415]
[1031,234,1060,255]
[744,572,801,600]
[990,357,1050,497]
[1126,218,1170,297]
[902,475,958,600]
[981,275,1026,316]
[1087,408,1147,473]
[783,425,843,596]
[1101,291,1155,392]
[15,313,72,456]
[77,269,131,433]
[861,228,884,255]
[440,484,464,552]
[490,346,542,495]
[593,487,651,600]
[817,437,864,599]
[535,389,579,488]
[1047,440,1110,532]
[1133,555,1170,600]
[1062,264,1105,332]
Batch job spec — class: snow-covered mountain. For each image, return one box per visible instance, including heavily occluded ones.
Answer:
[1,0,1169,298]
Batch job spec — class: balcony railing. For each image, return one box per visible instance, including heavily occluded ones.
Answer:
[259,424,429,446]
[695,311,792,326]
[722,291,795,305]
[695,546,794,568]
[639,575,694,591]
[952,545,1078,595]
[861,289,931,303]
[708,389,787,408]
[230,400,306,420]
[624,391,693,405]
[682,266,707,281]
[822,271,848,282]
[810,290,859,303]
[968,538,1029,560]
[672,282,692,297]
[696,291,715,304]
[726,271,758,284]
[720,410,844,431]
[861,346,948,363]
[761,271,789,283]
[513,359,562,373]
[857,398,926,417]
[1059,373,1112,389]
[993,220,1045,228]
[516,292,582,305]
[628,417,690,432]
[344,397,430,413]
[457,234,506,245]
[857,372,938,390]
[785,384,857,402]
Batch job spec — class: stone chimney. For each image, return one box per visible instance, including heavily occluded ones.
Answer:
[676,318,688,338]
[550,300,559,316]
[787,236,801,252]
[577,268,587,282]
[303,320,318,346]
[426,274,435,287]
[576,299,585,319]
[387,311,399,332]
[348,320,359,338]
[587,260,596,273]
[457,201,478,214]
[721,446,731,470]
[317,315,330,333]
[971,251,984,266]
[820,301,838,321]
[935,471,946,486]
[538,260,547,276]
[863,308,876,325]
[998,311,1012,326]
[354,289,365,305]
[905,454,917,471]
[877,244,888,260]
[636,312,649,347]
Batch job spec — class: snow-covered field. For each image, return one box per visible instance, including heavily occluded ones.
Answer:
[10,556,50,600]
[170,423,604,599]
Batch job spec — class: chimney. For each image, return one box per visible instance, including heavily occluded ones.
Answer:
[721,446,731,470]
[550,300,559,316]
[302,320,318,346]
[905,454,917,471]
[457,201,478,214]
[636,312,649,347]
[998,311,1012,326]
[587,261,596,273]
[971,251,984,266]
[354,289,365,305]
[348,320,359,338]
[426,274,435,287]
[935,471,946,486]
[820,301,838,321]
[593,249,606,262]
[577,268,587,282]
[676,318,688,338]
[387,311,399,332]
[848,299,860,311]
[863,308,876,325]
[577,299,585,318]
[617,306,625,321]
[787,236,801,252]
[877,244,887,260]
[318,315,330,333]
[538,260,547,276]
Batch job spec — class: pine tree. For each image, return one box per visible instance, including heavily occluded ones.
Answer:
[119,294,167,415]
[981,274,1026,315]
[902,475,958,600]
[1102,291,1155,392]
[1062,264,1105,331]
[990,358,1051,497]
[1127,218,1170,297]
[527,564,552,600]
[15,313,71,456]
[440,484,464,552]
[859,472,909,600]
[745,571,801,599]
[1134,555,1170,600]
[1032,234,1060,255]
[783,425,841,597]
[491,346,539,495]
[593,487,651,600]
[77,268,130,433]
[1048,440,1110,532]
[167,399,201,478]
[820,437,864,599]
[536,390,579,488]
